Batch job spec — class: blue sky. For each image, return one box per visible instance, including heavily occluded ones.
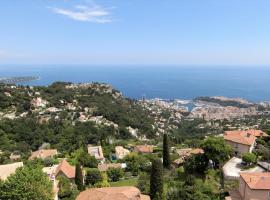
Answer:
[0,0,270,65]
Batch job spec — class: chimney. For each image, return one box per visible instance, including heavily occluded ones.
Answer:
[247,133,251,137]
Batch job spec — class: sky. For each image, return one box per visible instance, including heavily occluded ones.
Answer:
[1,0,270,65]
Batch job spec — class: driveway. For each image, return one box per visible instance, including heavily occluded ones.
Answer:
[223,157,265,180]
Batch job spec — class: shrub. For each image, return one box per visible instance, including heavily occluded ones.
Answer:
[107,168,124,182]
[242,153,256,165]
[85,168,102,186]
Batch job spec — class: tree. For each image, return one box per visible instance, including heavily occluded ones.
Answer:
[184,154,208,174]
[163,134,171,169]
[201,137,232,168]
[75,163,84,191]
[137,172,150,194]
[69,148,97,168]
[242,153,256,165]
[0,165,53,200]
[85,168,102,186]
[150,159,163,200]
[78,151,97,168]
[107,168,124,182]
[58,175,78,200]
[124,153,140,175]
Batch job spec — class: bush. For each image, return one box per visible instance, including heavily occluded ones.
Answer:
[58,175,78,199]
[85,168,102,186]
[0,165,53,200]
[176,166,185,180]
[137,172,150,194]
[107,168,124,182]
[242,153,256,165]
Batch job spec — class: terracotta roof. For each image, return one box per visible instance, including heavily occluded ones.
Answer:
[88,145,104,160]
[76,186,150,200]
[225,130,267,138]
[134,145,153,153]
[29,149,58,160]
[55,160,75,179]
[190,148,204,154]
[0,162,23,180]
[240,172,270,190]
[115,146,130,159]
[224,131,256,146]
[176,148,204,157]
[98,163,122,172]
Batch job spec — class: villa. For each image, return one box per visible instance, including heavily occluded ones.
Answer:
[224,130,258,156]
[173,148,204,167]
[29,149,58,160]
[226,172,270,200]
[134,145,153,154]
[115,146,130,159]
[55,160,75,181]
[87,145,105,162]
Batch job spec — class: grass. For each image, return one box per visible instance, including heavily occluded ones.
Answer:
[109,177,138,187]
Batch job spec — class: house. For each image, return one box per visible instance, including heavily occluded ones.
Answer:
[42,160,75,200]
[29,149,58,160]
[134,145,153,154]
[226,172,270,200]
[87,145,105,162]
[55,160,75,181]
[0,162,23,180]
[224,131,257,156]
[173,148,204,167]
[76,186,150,200]
[115,146,130,159]
[225,130,267,138]
[97,163,127,172]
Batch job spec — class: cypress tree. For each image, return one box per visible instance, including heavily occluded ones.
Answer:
[150,158,163,200]
[75,163,84,191]
[163,133,171,169]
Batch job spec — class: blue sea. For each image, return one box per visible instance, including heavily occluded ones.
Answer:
[1,65,270,102]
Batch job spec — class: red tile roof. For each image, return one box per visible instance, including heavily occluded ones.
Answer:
[134,145,153,153]
[224,131,256,146]
[98,163,122,172]
[225,130,267,137]
[29,149,58,160]
[240,173,270,190]
[55,160,75,179]
[76,186,150,200]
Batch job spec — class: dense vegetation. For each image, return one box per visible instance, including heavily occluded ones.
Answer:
[0,82,156,157]
[0,165,53,200]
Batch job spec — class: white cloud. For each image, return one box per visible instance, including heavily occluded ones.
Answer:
[49,3,113,23]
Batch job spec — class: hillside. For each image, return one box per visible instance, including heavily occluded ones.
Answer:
[0,82,156,154]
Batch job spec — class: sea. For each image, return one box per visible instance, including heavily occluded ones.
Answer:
[1,65,270,102]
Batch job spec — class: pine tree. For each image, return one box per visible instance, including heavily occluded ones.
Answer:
[150,158,163,200]
[75,163,84,191]
[163,133,171,169]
